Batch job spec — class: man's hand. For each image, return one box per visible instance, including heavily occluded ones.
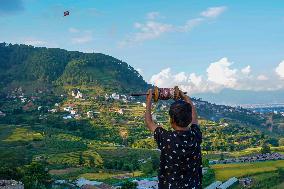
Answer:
[145,89,158,132]
[179,89,198,125]
[179,90,190,103]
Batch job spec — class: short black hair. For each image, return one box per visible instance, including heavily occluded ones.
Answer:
[169,100,192,127]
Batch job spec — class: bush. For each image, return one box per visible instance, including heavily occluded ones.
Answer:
[119,181,138,189]
[260,143,271,154]
[22,162,51,189]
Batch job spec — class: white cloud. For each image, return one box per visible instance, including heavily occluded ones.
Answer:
[207,57,237,88]
[71,35,92,44]
[241,65,251,75]
[150,68,208,94]
[275,60,284,79]
[119,21,173,46]
[201,6,227,18]
[178,18,204,32]
[150,57,284,94]
[257,75,268,81]
[69,27,79,33]
[120,6,226,46]
[24,38,47,46]
[150,68,171,87]
[146,12,160,20]
[71,31,93,44]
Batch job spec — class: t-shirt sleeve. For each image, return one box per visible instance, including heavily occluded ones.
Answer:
[154,127,168,150]
[190,124,202,144]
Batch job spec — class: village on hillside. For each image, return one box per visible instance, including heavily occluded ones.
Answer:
[1,86,284,188]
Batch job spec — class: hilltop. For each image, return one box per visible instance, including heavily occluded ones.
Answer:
[0,43,149,94]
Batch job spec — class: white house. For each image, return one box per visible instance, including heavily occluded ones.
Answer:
[87,111,94,118]
[48,109,57,113]
[70,110,77,115]
[75,91,83,99]
[21,97,27,103]
[111,93,120,100]
[0,111,6,117]
[72,89,83,99]
[63,107,72,112]
[63,115,72,119]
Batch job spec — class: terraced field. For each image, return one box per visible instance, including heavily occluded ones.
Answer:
[212,160,284,181]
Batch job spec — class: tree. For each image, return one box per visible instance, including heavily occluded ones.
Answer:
[79,152,85,166]
[22,162,51,189]
[220,153,225,160]
[141,160,154,175]
[279,138,284,146]
[119,181,138,189]
[260,143,271,154]
[89,156,95,168]
[266,138,279,147]
[278,168,284,179]
[202,158,210,167]
[0,167,23,180]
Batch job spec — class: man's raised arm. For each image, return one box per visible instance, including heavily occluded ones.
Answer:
[145,89,159,132]
[179,90,198,125]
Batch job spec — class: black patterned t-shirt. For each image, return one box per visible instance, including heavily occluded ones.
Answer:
[154,124,202,189]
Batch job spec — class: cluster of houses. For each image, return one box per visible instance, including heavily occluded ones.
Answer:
[239,177,253,187]
[0,180,24,189]
[105,93,133,103]
[133,178,158,189]
[209,153,284,165]
[193,98,261,121]
[62,105,81,120]
[72,89,84,99]
[62,105,100,120]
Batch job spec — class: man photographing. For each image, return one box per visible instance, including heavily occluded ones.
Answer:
[145,89,202,189]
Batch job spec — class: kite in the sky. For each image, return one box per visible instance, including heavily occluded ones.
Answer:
[64,11,70,17]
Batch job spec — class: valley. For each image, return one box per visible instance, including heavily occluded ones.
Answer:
[0,44,284,188]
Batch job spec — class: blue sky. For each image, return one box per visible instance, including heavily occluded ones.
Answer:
[1,0,284,95]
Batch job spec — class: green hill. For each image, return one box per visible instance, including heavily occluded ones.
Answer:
[0,43,149,93]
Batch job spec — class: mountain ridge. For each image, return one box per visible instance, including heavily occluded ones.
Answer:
[0,42,150,94]
[195,89,284,105]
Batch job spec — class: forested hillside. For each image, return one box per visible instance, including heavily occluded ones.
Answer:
[0,43,149,93]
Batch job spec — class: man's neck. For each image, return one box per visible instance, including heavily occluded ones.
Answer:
[173,124,190,131]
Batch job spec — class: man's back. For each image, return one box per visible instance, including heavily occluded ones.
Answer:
[154,124,202,189]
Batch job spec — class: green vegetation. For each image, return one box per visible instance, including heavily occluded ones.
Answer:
[0,43,284,188]
[119,180,138,189]
[0,162,51,189]
[4,127,43,142]
[0,43,149,93]
[212,160,284,181]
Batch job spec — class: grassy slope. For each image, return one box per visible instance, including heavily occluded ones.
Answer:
[212,160,284,181]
